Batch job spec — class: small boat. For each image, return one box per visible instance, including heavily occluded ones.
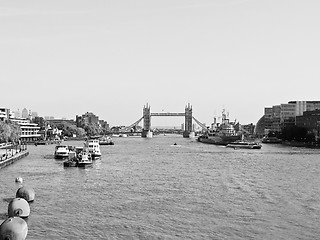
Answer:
[99,136,114,145]
[63,159,78,167]
[54,145,69,159]
[86,139,101,160]
[77,149,93,168]
[226,141,262,149]
[35,140,48,145]
[63,151,78,167]
[262,136,282,143]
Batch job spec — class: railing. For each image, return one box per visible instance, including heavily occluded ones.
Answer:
[0,142,12,149]
[0,144,28,162]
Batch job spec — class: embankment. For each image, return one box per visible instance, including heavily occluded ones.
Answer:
[0,150,29,170]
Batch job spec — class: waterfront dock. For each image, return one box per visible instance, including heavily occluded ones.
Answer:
[0,145,29,170]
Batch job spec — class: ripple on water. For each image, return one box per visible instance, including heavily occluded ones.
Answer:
[1,139,320,239]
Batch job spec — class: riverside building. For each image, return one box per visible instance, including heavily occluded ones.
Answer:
[1,107,41,143]
[10,118,41,143]
[0,108,14,121]
[296,109,320,139]
[256,101,320,135]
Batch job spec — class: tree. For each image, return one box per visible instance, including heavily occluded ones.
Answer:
[84,124,100,137]
[9,122,21,143]
[76,127,86,137]
[0,121,21,143]
[49,121,88,138]
[32,116,46,129]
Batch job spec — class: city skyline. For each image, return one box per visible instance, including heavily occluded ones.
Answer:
[1,1,320,126]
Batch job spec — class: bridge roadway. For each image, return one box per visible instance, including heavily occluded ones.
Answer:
[108,129,186,135]
[123,111,207,132]
[150,113,185,117]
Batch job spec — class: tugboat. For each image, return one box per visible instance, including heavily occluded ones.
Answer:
[63,150,78,167]
[77,148,93,168]
[198,109,241,145]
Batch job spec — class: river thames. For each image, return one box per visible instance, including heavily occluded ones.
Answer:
[1,135,320,239]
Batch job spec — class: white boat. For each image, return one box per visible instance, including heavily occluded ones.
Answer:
[86,139,101,159]
[54,145,70,159]
[77,149,93,167]
[226,141,262,149]
[99,136,114,145]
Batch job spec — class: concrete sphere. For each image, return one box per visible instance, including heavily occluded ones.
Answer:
[16,187,35,202]
[15,177,23,184]
[0,217,28,240]
[8,198,30,218]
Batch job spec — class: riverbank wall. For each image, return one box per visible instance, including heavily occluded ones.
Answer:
[282,141,320,148]
[0,147,29,170]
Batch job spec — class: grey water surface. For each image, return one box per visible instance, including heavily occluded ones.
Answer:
[1,135,320,240]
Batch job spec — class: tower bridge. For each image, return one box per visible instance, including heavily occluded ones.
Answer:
[125,103,207,138]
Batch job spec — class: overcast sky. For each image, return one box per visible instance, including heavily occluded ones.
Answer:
[1,0,319,127]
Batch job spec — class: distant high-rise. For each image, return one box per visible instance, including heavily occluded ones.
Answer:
[21,108,28,119]
[14,109,21,118]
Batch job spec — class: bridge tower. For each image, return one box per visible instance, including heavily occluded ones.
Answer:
[142,103,152,138]
[183,103,193,138]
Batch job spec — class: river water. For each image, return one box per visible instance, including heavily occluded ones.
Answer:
[0,135,320,240]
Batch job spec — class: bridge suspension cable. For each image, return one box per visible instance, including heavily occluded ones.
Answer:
[124,116,144,130]
[124,115,208,132]
[192,116,208,131]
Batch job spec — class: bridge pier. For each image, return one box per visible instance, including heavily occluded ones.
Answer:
[142,130,153,138]
[183,103,193,138]
[142,103,152,138]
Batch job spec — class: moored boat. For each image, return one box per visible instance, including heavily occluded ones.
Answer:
[54,145,69,159]
[262,136,282,143]
[35,140,48,145]
[77,149,93,168]
[198,133,241,145]
[63,150,78,167]
[63,159,78,167]
[86,139,101,160]
[99,136,114,145]
[198,109,241,145]
[226,141,262,149]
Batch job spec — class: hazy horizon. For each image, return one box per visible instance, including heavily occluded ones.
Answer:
[1,0,319,127]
